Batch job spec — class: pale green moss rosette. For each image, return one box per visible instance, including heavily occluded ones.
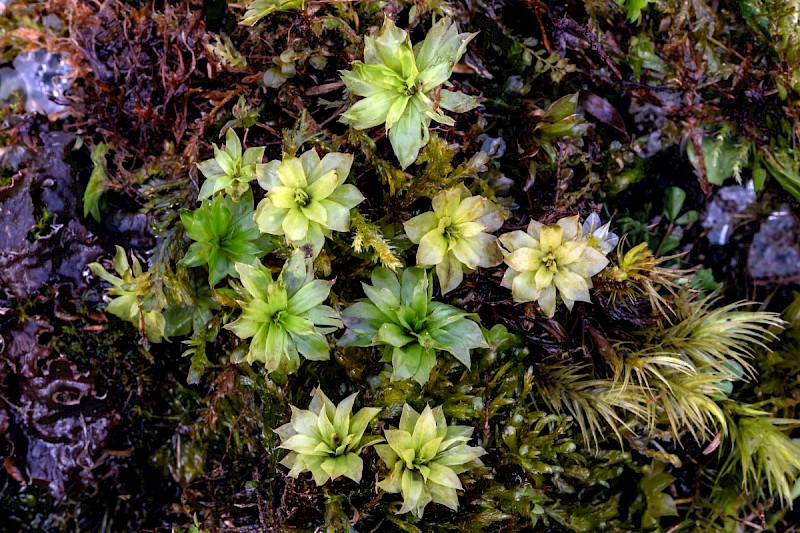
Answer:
[338,267,487,385]
[375,403,486,518]
[197,129,265,200]
[498,215,610,317]
[224,251,342,372]
[275,388,383,486]
[404,184,504,294]
[254,149,364,257]
[339,17,479,169]
[89,246,166,343]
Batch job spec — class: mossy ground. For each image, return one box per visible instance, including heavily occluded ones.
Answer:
[1,0,800,531]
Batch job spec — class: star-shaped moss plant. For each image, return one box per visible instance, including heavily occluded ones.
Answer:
[276,388,383,486]
[225,251,342,373]
[254,149,364,257]
[340,17,479,169]
[498,215,610,317]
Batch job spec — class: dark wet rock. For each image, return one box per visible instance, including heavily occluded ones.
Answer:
[0,172,36,250]
[747,207,800,281]
[107,211,155,250]
[0,133,102,301]
[0,144,32,171]
[0,117,160,509]
[18,357,121,495]
[702,181,757,246]
[1,318,120,496]
[38,140,78,215]
[0,316,52,378]
[57,221,104,286]
[0,242,53,299]
[0,50,71,116]
[0,209,102,300]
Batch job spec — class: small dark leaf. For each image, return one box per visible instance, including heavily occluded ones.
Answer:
[581,93,627,135]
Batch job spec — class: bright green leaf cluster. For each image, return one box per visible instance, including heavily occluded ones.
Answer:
[617,0,654,24]
[254,149,364,257]
[375,404,486,517]
[724,405,800,506]
[197,129,264,200]
[340,17,479,169]
[339,267,487,385]
[499,215,610,317]
[89,245,166,342]
[276,388,383,486]
[225,251,342,373]
[404,184,504,294]
[179,190,274,285]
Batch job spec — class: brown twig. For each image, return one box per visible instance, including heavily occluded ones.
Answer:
[554,17,622,80]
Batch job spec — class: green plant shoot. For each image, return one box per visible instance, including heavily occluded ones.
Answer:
[254,149,364,257]
[179,189,274,286]
[197,128,264,201]
[340,17,479,169]
[375,403,486,517]
[276,388,383,486]
[224,251,342,373]
[339,267,487,385]
[404,184,504,294]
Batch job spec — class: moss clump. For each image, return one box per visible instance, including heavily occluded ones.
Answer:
[2,0,800,530]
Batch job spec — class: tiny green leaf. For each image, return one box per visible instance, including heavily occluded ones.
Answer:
[83,142,111,222]
[663,186,686,222]
[239,0,305,26]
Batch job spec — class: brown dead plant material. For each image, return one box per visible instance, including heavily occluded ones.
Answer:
[0,0,74,56]
[68,0,213,156]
